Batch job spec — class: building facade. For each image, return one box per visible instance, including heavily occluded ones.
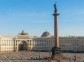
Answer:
[0,31,84,52]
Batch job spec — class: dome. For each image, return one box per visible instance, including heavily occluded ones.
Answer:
[19,30,28,35]
[41,31,51,37]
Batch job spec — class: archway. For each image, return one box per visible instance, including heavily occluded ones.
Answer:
[18,41,28,51]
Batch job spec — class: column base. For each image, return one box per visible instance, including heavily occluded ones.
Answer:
[48,47,70,62]
[51,47,61,59]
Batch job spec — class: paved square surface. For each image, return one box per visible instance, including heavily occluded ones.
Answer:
[0,51,84,62]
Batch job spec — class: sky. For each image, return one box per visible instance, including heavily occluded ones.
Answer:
[0,0,84,36]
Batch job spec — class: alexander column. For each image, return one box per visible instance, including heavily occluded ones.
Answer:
[54,3,59,47]
[49,3,69,62]
[51,3,61,59]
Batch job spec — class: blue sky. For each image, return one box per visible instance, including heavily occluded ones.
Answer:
[0,0,84,36]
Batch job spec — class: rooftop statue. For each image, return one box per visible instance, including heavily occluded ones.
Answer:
[19,30,28,35]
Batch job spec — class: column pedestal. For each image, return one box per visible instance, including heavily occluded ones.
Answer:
[51,47,61,59]
[48,47,69,62]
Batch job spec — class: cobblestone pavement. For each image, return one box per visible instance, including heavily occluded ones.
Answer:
[0,51,50,62]
[0,51,84,62]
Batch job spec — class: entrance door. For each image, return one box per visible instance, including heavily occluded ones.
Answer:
[18,41,28,51]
